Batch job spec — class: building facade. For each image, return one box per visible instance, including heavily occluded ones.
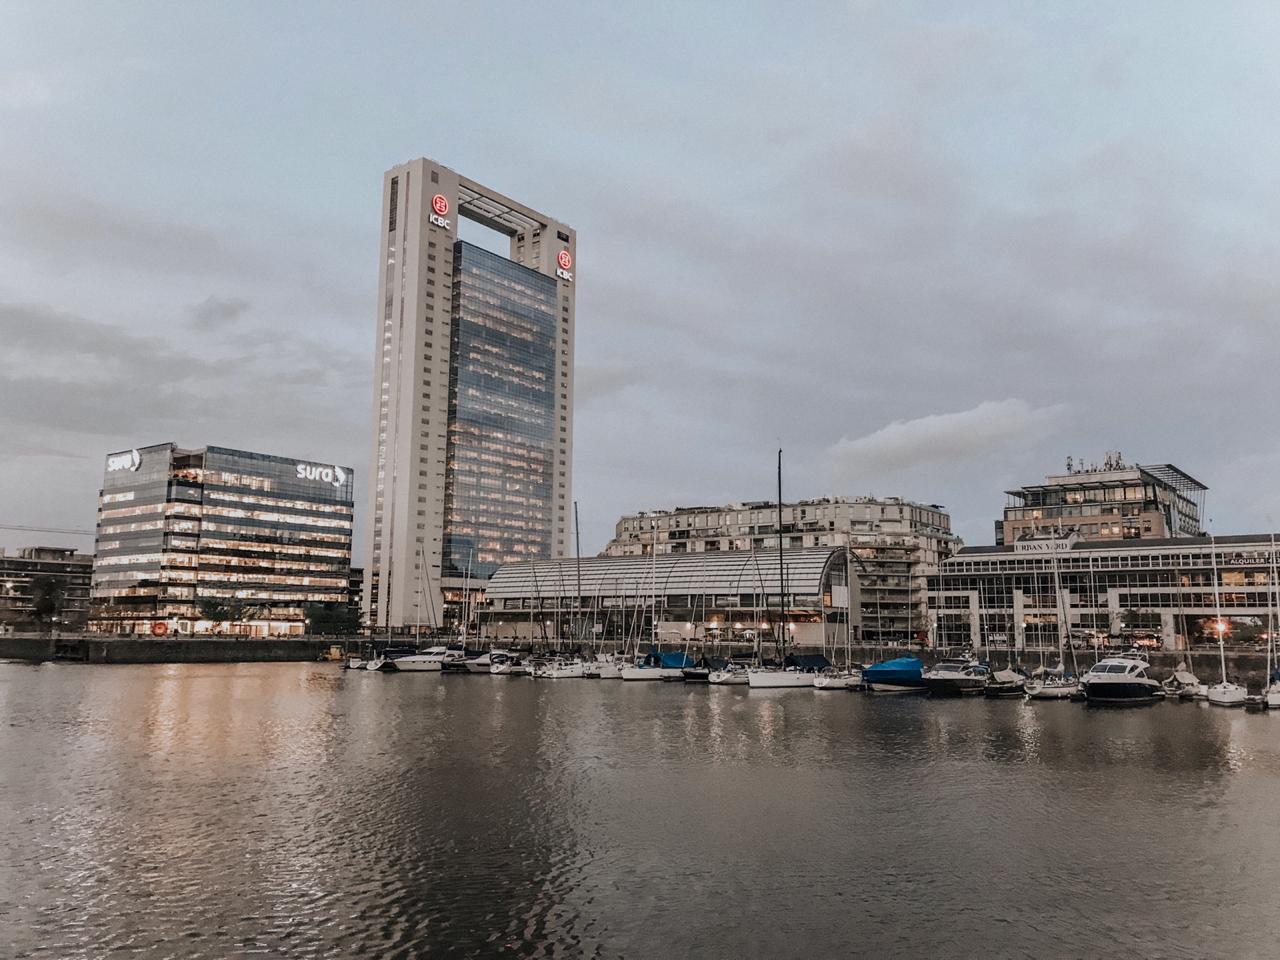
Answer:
[603,497,960,645]
[478,547,855,646]
[997,454,1206,545]
[89,444,353,636]
[0,547,93,631]
[929,533,1280,653]
[365,157,575,632]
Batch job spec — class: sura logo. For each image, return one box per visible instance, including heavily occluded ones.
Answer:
[296,463,348,488]
[106,449,141,472]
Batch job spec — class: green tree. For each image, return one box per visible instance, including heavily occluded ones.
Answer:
[304,602,361,636]
[30,576,65,629]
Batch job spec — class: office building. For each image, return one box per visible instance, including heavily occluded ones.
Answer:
[603,497,960,645]
[89,444,353,636]
[0,547,93,630]
[929,532,1280,652]
[478,547,855,645]
[365,157,575,632]
[997,453,1206,545]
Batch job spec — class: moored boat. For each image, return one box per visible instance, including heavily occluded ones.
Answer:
[813,666,863,690]
[923,659,989,696]
[984,668,1027,698]
[1081,655,1162,705]
[862,656,926,694]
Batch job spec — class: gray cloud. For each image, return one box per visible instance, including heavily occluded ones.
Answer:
[828,400,1067,485]
[189,295,250,330]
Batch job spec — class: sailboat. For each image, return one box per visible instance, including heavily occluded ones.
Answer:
[1263,533,1280,709]
[1025,540,1080,700]
[748,450,815,689]
[1205,534,1247,707]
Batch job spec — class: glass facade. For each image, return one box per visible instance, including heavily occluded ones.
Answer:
[90,444,354,636]
[442,241,557,581]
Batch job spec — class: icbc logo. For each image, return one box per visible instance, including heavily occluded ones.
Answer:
[556,249,574,282]
[429,194,451,229]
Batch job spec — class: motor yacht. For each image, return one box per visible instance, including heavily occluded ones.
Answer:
[922,659,989,696]
[1080,655,1162,705]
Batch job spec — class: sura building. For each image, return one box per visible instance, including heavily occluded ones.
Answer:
[364,157,576,632]
[89,444,354,636]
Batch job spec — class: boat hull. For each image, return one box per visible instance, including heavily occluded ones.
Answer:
[1207,683,1247,707]
[620,667,663,681]
[865,680,928,694]
[1026,681,1079,700]
[394,656,444,672]
[682,668,711,683]
[924,677,986,696]
[1082,679,1162,705]
[748,670,814,688]
[707,670,748,685]
[813,673,861,690]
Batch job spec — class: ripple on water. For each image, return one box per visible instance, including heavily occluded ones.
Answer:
[3,664,1280,959]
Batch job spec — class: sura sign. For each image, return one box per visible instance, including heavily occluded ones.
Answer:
[296,463,349,489]
[106,449,141,472]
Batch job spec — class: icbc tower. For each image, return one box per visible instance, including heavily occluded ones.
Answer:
[364,158,576,632]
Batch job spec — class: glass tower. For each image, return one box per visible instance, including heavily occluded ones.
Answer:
[442,242,558,581]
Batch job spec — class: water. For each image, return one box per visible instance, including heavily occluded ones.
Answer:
[3,663,1280,959]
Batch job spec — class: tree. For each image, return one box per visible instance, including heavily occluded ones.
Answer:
[304,602,361,636]
[30,576,66,629]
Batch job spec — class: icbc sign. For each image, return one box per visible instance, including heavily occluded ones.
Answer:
[430,194,451,229]
[556,249,574,282]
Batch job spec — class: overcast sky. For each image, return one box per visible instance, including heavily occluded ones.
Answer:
[3,2,1280,557]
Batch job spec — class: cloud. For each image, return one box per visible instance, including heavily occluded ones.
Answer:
[189,295,250,330]
[828,399,1067,483]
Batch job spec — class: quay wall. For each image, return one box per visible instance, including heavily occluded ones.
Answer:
[0,634,345,664]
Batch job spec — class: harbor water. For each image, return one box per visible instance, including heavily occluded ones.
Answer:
[3,661,1280,958]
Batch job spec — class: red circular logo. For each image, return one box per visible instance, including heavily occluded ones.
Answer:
[431,194,449,216]
[557,250,573,270]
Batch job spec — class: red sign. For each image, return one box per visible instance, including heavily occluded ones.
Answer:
[151,621,168,637]
[557,249,573,270]
[431,194,450,217]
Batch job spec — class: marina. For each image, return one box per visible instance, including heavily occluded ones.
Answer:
[6,658,1280,959]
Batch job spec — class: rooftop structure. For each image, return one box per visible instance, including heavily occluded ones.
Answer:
[998,452,1206,545]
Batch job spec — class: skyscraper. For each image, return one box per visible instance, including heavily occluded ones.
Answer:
[365,158,575,631]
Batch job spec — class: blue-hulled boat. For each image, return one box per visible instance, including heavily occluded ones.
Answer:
[863,655,926,694]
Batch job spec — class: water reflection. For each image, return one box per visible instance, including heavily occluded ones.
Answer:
[4,664,1280,958]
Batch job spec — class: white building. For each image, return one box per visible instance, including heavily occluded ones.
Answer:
[603,497,961,645]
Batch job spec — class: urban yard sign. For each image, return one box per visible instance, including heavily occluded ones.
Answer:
[1013,535,1077,554]
[296,463,348,489]
[430,194,451,229]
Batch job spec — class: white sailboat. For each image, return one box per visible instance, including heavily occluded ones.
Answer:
[748,450,814,690]
[1025,541,1079,700]
[1263,533,1280,709]
[1206,534,1247,707]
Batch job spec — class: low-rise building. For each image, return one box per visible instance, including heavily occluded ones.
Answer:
[0,547,93,630]
[929,532,1280,652]
[89,444,354,637]
[603,497,960,645]
[478,547,856,646]
[997,453,1206,545]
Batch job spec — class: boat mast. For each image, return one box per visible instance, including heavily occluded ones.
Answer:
[573,500,584,647]
[1269,531,1277,690]
[1211,533,1226,684]
[777,448,786,661]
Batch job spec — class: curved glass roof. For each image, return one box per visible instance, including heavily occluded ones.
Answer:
[485,547,845,601]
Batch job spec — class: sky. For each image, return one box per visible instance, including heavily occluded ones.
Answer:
[3,1,1280,557]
